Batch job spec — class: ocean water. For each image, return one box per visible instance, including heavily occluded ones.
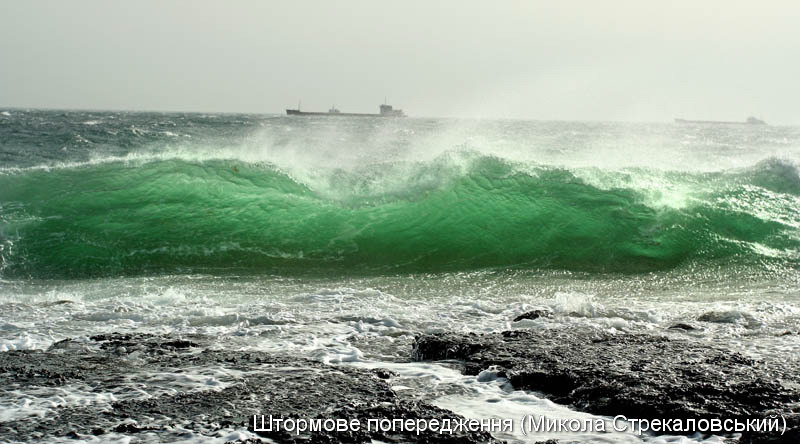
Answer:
[1,109,799,443]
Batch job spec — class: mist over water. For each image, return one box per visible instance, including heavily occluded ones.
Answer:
[1,110,799,443]
[3,1,800,441]
[1,111,799,278]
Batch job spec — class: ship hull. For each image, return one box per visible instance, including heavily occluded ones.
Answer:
[675,118,765,125]
[286,109,404,117]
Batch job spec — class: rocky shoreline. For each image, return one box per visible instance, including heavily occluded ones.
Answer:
[0,333,499,443]
[413,326,799,443]
[0,326,797,443]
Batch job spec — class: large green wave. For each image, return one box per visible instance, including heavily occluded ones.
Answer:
[1,155,798,278]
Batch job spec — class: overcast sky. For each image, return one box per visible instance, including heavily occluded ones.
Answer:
[1,1,798,122]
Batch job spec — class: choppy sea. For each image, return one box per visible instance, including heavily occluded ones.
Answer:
[1,109,798,443]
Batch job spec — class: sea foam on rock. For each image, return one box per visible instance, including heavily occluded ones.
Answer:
[0,333,502,443]
[412,327,799,442]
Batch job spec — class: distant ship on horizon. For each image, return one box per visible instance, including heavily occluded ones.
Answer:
[675,116,766,125]
[286,103,406,117]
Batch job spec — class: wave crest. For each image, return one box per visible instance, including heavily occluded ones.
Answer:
[1,155,798,277]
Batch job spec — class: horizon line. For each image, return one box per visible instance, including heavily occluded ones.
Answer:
[0,104,787,126]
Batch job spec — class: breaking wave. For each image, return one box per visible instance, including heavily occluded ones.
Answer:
[1,154,798,278]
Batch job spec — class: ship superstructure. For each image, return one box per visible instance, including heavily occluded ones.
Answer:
[286,103,406,117]
[675,116,766,125]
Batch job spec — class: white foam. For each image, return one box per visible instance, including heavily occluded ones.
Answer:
[1,273,798,441]
[15,427,269,444]
[0,334,50,352]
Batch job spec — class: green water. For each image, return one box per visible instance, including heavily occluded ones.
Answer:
[2,149,798,277]
[2,110,799,444]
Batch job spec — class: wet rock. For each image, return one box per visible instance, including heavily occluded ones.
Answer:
[43,300,74,306]
[0,348,123,385]
[413,327,798,435]
[512,309,553,322]
[739,412,800,443]
[0,333,503,443]
[87,332,202,352]
[697,310,762,328]
[372,368,394,379]
[668,322,698,331]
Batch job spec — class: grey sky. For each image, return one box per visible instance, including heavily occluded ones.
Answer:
[1,1,798,122]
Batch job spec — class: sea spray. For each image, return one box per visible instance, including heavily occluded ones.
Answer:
[1,153,798,278]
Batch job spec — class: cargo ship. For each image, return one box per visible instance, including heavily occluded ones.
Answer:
[675,116,766,125]
[286,104,405,117]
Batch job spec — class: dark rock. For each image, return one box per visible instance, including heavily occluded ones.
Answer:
[43,300,74,306]
[159,339,197,349]
[87,332,202,353]
[697,310,761,327]
[739,412,800,443]
[668,323,698,331]
[413,327,798,435]
[513,309,553,322]
[0,333,503,443]
[372,368,394,379]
